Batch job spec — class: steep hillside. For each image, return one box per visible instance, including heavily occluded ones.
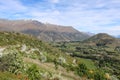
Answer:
[0,32,114,80]
[0,32,81,80]
[0,19,90,42]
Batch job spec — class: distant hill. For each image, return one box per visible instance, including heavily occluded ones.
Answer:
[0,19,90,42]
[117,35,120,38]
[83,33,120,47]
[86,32,95,36]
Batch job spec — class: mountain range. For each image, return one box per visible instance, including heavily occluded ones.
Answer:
[0,19,90,42]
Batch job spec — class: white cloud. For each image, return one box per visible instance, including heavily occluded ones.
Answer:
[50,0,59,4]
[0,0,27,12]
[27,9,61,24]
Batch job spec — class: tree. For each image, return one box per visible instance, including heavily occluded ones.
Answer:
[94,70,106,80]
[76,63,88,77]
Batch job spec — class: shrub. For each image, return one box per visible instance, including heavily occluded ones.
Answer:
[76,63,88,77]
[26,64,41,80]
[94,70,106,80]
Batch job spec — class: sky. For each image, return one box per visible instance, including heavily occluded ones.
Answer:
[0,0,120,36]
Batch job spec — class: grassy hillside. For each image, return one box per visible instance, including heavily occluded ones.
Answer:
[0,32,79,80]
[0,32,87,80]
[0,32,117,80]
